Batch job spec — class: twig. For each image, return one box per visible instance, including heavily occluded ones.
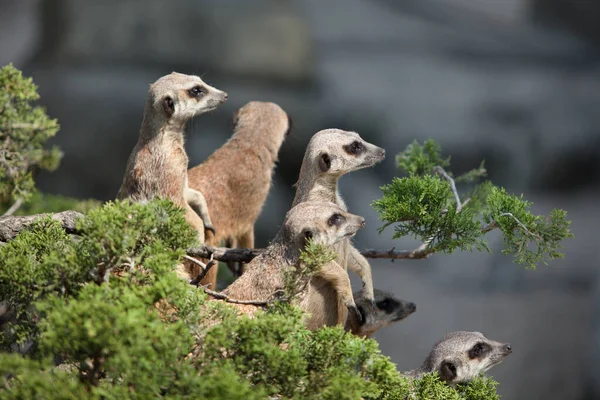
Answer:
[201,286,272,306]
[189,256,217,286]
[482,213,542,240]
[2,123,44,130]
[0,210,83,241]
[360,247,434,260]
[433,166,462,212]
[3,198,23,216]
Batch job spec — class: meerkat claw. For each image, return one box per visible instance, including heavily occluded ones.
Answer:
[348,305,364,325]
[205,225,216,235]
[368,298,377,311]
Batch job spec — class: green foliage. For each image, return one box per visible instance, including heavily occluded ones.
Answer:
[0,64,62,204]
[0,192,101,216]
[374,140,573,268]
[0,200,501,399]
[283,238,337,300]
[396,139,450,176]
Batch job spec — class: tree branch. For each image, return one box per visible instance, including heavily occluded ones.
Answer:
[0,210,82,242]
[200,286,272,306]
[3,198,23,216]
[433,166,462,212]
[481,212,542,240]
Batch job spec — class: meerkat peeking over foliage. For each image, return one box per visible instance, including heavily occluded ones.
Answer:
[222,201,365,324]
[345,289,416,338]
[405,331,513,385]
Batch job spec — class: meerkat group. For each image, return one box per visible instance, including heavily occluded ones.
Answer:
[117,71,513,386]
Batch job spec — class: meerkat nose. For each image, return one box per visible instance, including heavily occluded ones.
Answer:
[359,217,366,227]
[407,302,416,312]
[502,344,512,354]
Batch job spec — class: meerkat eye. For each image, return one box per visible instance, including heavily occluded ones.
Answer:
[377,299,390,310]
[469,343,487,359]
[188,85,205,98]
[327,213,345,226]
[344,140,364,155]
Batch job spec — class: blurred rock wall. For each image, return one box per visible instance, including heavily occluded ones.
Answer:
[1,0,600,398]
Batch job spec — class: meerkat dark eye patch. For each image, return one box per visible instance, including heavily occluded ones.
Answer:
[162,96,175,117]
[188,85,205,98]
[468,342,490,359]
[319,153,331,172]
[439,361,457,382]
[344,140,365,155]
[327,213,346,227]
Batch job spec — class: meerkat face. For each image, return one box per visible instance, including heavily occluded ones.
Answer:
[352,289,416,336]
[149,72,227,124]
[282,201,366,248]
[307,129,386,178]
[426,331,512,384]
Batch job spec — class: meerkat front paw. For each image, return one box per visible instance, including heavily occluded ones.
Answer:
[348,304,364,325]
[204,224,216,235]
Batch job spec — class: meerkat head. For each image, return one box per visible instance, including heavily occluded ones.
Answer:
[351,289,416,337]
[148,72,227,124]
[305,129,386,178]
[280,201,366,248]
[231,101,292,157]
[422,331,513,384]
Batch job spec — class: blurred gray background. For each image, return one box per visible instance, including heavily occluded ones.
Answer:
[2,0,599,398]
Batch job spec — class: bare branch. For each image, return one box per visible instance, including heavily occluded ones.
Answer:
[189,256,217,286]
[433,166,462,212]
[3,198,23,216]
[201,286,271,306]
[0,211,439,262]
[360,247,434,260]
[187,245,262,263]
[0,210,83,241]
[2,123,45,130]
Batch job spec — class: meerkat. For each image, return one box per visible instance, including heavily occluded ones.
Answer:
[221,201,365,325]
[344,289,416,338]
[116,72,226,277]
[292,128,386,328]
[187,101,291,287]
[404,331,513,385]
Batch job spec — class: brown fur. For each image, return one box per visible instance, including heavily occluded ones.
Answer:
[116,72,227,278]
[221,201,365,327]
[187,101,290,288]
[292,129,386,329]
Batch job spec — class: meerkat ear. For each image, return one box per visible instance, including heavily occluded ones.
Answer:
[162,96,175,118]
[319,153,331,172]
[439,361,457,383]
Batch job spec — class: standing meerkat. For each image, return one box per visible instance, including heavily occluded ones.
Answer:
[292,129,385,328]
[221,201,365,325]
[187,101,291,288]
[116,72,227,276]
[344,289,416,338]
[404,331,513,384]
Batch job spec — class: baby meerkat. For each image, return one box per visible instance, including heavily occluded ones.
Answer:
[221,201,365,325]
[116,72,226,277]
[404,331,513,385]
[293,129,385,328]
[187,101,291,288]
[344,289,416,338]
